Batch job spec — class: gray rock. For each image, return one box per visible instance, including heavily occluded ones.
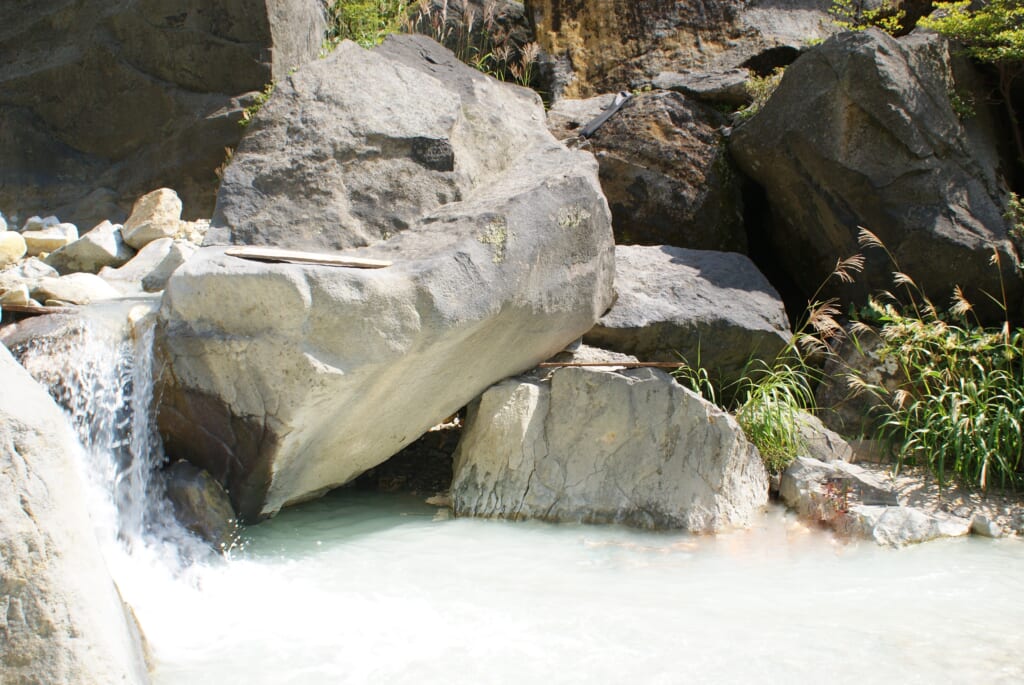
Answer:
[0,346,150,683]
[970,514,1003,539]
[794,411,854,464]
[547,91,746,251]
[122,188,184,250]
[730,29,1022,322]
[158,36,615,521]
[839,505,972,546]
[780,455,899,522]
[0,0,325,228]
[31,272,121,305]
[22,223,79,257]
[584,245,790,388]
[100,238,197,294]
[164,460,238,551]
[45,220,136,275]
[652,69,752,106]
[452,365,769,531]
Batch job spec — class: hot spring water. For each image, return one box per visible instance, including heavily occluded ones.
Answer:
[14,303,1024,684]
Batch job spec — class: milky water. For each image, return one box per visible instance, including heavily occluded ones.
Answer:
[14,303,1024,685]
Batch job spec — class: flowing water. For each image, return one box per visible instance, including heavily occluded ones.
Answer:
[12,303,1024,685]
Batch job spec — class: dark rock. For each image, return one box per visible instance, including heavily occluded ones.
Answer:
[584,245,790,388]
[353,423,461,495]
[164,460,238,551]
[730,29,1023,322]
[548,90,746,250]
[0,0,325,228]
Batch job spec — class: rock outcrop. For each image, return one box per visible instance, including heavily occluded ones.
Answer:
[0,0,325,228]
[584,245,790,387]
[451,362,769,531]
[158,35,615,521]
[0,345,150,684]
[547,91,746,250]
[730,29,1023,321]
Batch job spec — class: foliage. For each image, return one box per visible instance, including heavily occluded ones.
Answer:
[734,68,785,122]
[324,0,413,50]
[240,81,276,127]
[848,228,1024,490]
[1005,191,1024,261]
[948,88,977,120]
[829,0,905,34]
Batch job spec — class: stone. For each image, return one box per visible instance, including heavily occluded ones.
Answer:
[159,35,615,521]
[729,29,1023,322]
[22,222,79,257]
[21,215,61,232]
[452,365,769,531]
[547,90,746,250]
[794,411,854,464]
[179,219,211,246]
[0,230,27,267]
[970,514,1003,539]
[122,188,184,250]
[45,220,136,275]
[584,245,790,388]
[780,456,900,523]
[0,283,31,306]
[0,345,150,683]
[163,460,238,551]
[526,0,835,99]
[0,1,326,228]
[31,273,121,305]
[100,238,197,294]
[652,69,753,106]
[0,211,6,231]
[838,505,972,546]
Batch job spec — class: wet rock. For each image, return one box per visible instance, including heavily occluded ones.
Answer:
[22,223,78,257]
[101,238,197,294]
[31,272,121,305]
[45,220,136,275]
[122,188,184,250]
[0,230,27,267]
[452,364,769,532]
[584,245,789,388]
[164,460,238,551]
[0,345,150,683]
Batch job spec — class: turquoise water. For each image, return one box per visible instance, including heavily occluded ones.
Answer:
[123,492,1024,685]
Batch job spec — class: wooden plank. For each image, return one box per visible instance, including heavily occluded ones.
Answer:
[225,246,391,269]
[537,362,685,369]
[0,303,75,316]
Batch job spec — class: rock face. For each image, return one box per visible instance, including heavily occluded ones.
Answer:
[730,29,1023,320]
[0,0,325,228]
[159,35,615,521]
[526,0,834,99]
[0,346,150,684]
[584,245,790,387]
[547,91,745,250]
[452,365,769,531]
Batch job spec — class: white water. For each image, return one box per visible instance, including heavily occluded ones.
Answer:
[14,304,1024,685]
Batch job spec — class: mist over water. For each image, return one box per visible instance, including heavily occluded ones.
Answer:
[12,302,1024,685]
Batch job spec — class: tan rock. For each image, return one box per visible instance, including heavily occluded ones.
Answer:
[0,230,27,266]
[122,188,184,249]
[23,223,79,256]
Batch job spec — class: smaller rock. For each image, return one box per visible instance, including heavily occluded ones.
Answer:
[178,219,211,246]
[99,238,196,294]
[780,456,899,524]
[22,223,79,257]
[652,69,752,107]
[163,460,238,551]
[795,412,853,464]
[840,505,971,546]
[16,258,59,280]
[0,283,30,306]
[31,273,121,305]
[21,215,60,232]
[970,514,1002,538]
[0,231,27,267]
[122,188,184,249]
[44,221,136,275]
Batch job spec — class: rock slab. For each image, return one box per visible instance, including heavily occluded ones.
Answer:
[452,366,769,532]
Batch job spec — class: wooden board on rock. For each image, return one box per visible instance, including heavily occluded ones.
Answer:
[225,246,392,269]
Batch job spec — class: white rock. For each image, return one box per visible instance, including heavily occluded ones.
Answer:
[100,237,196,294]
[22,222,79,257]
[122,188,184,249]
[0,230,27,267]
[970,514,1002,538]
[0,283,31,306]
[0,346,150,683]
[179,219,210,245]
[21,214,61,232]
[45,220,135,274]
[31,273,121,304]
[452,366,769,532]
[0,211,7,231]
[840,505,972,546]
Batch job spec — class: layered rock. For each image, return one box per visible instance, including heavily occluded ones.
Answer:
[159,35,615,520]
[452,363,769,531]
[730,29,1023,321]
[548,91,745,250]
[0,345,150,684]
[0,0,325,228]
[584,245,790,387]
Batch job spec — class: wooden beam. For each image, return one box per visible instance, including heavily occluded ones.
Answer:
[225,246,392,269]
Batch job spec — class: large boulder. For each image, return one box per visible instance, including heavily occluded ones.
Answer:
[158,35,616,521]
[0,0,325,228]
[547,91,746,250]
[525,0,835,99]
[584,245,790,387]
[730,29,1023,321]
[0,345,150,684]
[451,363,769,531]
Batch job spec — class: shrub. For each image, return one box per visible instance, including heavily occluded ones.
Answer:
[324,0,412,51]
[829,0,905,34]
[734,68,785,122]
